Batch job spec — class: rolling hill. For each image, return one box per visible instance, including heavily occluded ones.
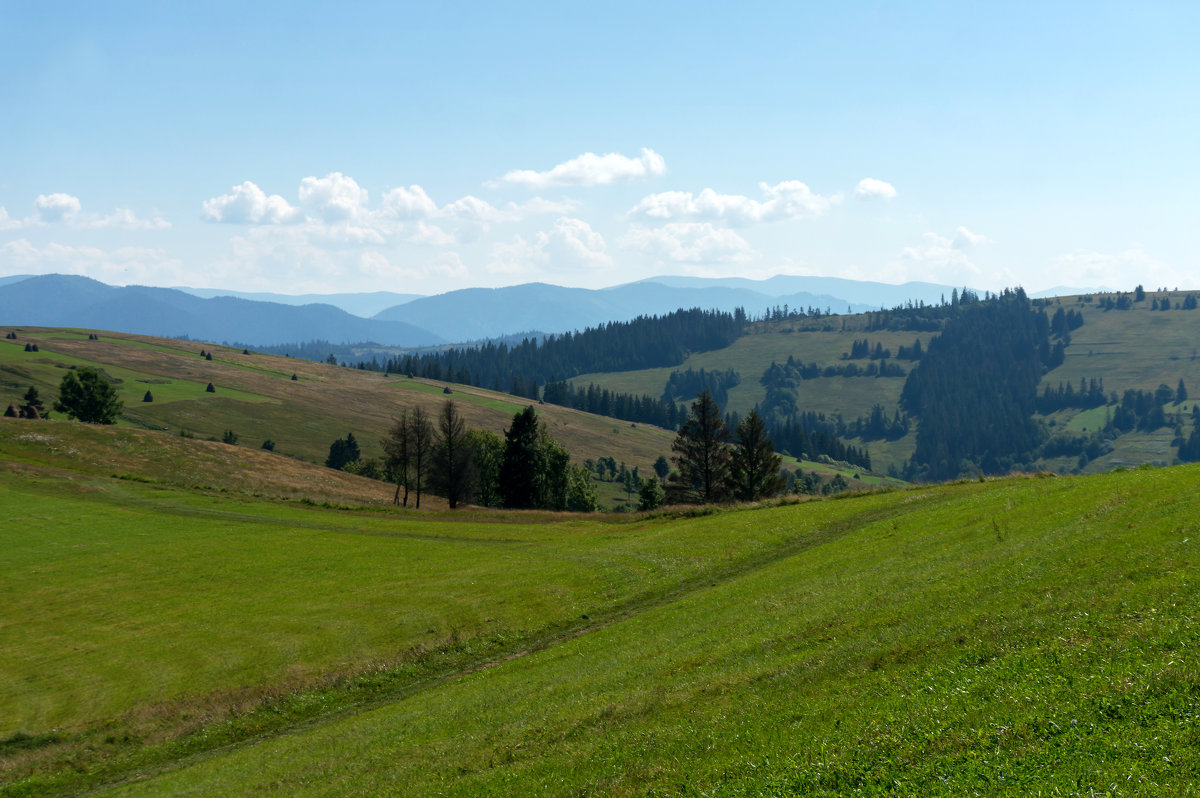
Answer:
[1,418,1196,795]
[572,291,1200,476]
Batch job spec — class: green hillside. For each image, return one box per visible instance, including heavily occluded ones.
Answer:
[0,327,680,504]
[573,292,1200,475]
[1,419,1197,795]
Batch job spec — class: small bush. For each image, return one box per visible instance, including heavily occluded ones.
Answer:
[261,439,276,451]
[222,429,238,445]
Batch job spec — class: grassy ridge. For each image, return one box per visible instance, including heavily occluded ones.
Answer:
[97,466,1199,796]
[0,327,678,479]
[574,294,1200,474]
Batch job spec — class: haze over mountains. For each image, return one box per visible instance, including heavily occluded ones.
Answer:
[0,272,1086,348]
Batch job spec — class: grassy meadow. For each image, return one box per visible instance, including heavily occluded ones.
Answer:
[573,293,1200,475]
[0,327,679,488]
[1,412,1197,795]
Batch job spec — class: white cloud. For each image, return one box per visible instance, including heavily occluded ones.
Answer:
[620,222,756,263]
[81,208,172,230]
[488,217,612,275]
[298,172,370,222]
[380,185,438,219]
[853,178,897,200]
[1,238,184,284]
[495,147,667,188]
[952,225,992,248]
[408,221,456,247]
[34,193,82,222]
[0,207,19,230]
[440,194,509,224]
[884,226,994,284]
[202,181,301,224]
[629,181,833,226]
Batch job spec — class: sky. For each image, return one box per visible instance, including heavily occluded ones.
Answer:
[1,1,1197,297]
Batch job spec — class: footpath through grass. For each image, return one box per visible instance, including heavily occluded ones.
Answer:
[3,458,1198,795]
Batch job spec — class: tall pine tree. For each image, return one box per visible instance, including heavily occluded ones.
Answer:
[668,390,733,504]
[731,409,784,501]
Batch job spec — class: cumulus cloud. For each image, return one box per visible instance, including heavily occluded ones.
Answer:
[202,181,301,224]
[34,193,82,222]
[950,225,991,248]
[488,217,612,275]
[0,207,19,230]
[298,172,370,222]
[885,226,994,284]
[380,185,438,219]
[853,178,897,200]
[408,221,456,247]
[620,222,756,264]
[495,148,666,188]
[629,181,833,226]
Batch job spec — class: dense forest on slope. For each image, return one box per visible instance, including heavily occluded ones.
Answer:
[901,288,1055,480]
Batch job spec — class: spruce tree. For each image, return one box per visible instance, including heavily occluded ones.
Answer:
[500,406,542,509]
[430,400,472,509]
[668,390,733,504]
[731,409,785,501]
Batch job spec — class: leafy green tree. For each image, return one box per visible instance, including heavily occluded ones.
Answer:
[731,409,785,501]
[465,428,504,508]
[668,390,733,504]
[566,465,598,512]
[54,368,123,424]
[430,400,472,509]
[637,476,664,511]
[536,432,570,510]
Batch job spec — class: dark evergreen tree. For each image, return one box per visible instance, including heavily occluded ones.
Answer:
[730,409,785,501]
[54,368,123,424]
[499,406,541,509]
[22,385,47,418]
[142,390,154,402]
[653,455,670,480]
[430,400,472,509]
[1177,379,1188,405]
[325,432,361,470]
[668,390,733,504]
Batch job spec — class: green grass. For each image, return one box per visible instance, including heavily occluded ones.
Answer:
[86,466,1200,797]
[2,426,1197,794]
[0,328,679,475]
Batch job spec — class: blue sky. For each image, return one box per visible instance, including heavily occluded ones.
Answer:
[1,1,1196,295]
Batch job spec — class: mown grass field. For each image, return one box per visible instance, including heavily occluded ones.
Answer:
[1,417,1197,796]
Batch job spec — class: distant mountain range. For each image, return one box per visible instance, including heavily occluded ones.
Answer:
[0,275,442,347]
[0,272,1101,348]
[173,287,423,318]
